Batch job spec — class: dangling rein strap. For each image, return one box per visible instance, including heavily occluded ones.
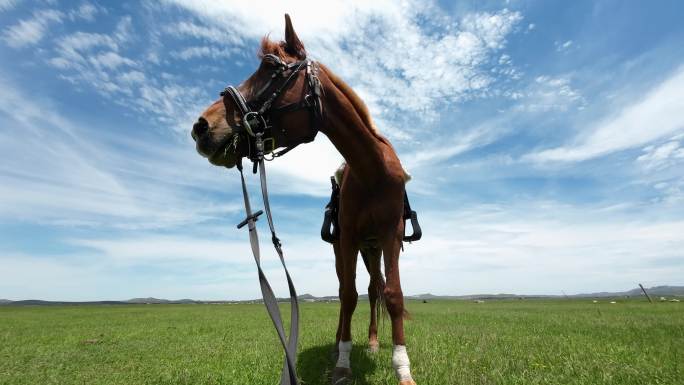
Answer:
[236,158,300,385]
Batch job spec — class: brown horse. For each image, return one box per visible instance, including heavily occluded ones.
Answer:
[191,15,416,385]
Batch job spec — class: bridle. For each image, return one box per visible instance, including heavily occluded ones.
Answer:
[218,54,323,385]
[220,53,322,167]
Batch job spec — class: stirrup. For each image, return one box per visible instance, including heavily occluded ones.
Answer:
[403,209,422,242]
[402,191,422,242]
[321,176,340,243]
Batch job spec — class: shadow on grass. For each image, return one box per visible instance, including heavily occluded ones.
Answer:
[298,343,377,385]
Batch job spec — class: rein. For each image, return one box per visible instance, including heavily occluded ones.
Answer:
[235,154,299,385]
[221,55,323,385]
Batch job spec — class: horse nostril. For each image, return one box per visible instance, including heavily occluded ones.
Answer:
[192,118,209,140]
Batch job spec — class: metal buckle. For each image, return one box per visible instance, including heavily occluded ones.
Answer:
[263,137,276,154]
[243,111,266,137]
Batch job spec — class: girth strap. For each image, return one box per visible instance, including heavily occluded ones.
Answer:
[237,159,299,385]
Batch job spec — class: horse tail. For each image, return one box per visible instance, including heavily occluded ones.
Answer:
[360,247,389,320]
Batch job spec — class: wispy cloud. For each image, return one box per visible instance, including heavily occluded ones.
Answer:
[3,199,682,301]
[526,66,684,162]
[164,21,245,46]
[402,116,510,169]
[2,8,63,47]
[170,45,239,60]
[636,135,684,171]
[653,179,684,204]
[0,76,239,229]
[399,203,684,295]
[67,2,102,22]
[555,39,573,52]
[0,0,20,12]
[47,16,209,133]
[89,51,136,70]
[513,74,584,112]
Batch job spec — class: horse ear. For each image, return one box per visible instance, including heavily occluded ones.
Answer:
[284,14,306,59]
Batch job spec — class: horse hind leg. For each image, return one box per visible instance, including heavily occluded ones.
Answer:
[361,244,383,353]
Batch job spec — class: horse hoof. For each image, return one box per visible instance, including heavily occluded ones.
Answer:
[399,380,417,385]
[331,367,352,385]
[368,341,379,353]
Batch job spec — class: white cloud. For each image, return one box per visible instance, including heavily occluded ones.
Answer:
[0,0,20,11]
[266,136,344,196]
[653,179,684,204]
[0,231,340,300]
[117,70,146,85]
[0,77,240,228]
[48,18,208,133]
[636,135,684,204]
[513,74,584,112]
[165,21,244,46]
[90,51,136,69]
[1,9,63,47]
[398,204,684,295]
[54,31,119,64]
[402,116,508,169]
[68,2,102,22]
[0,255,107,301]
[165,0,523,139]
[637,140,684,171]
[526,66,684,162]
[4,200,683,300]
[462,9,522,49]
[555,39,573,52]
[171,45,238,60]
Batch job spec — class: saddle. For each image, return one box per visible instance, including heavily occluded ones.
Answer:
[321,177,422,244]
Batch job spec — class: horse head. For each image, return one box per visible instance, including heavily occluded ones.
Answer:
[191,14,319,168]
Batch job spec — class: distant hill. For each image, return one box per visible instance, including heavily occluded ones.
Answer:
[1,286,681,305]
[127,298,200,304]
[6,300,129,306]
[568,285,684,298]
[406,293,557,301]
[127,297,171,304]
[0,298,199,306]
[646,286,684,295]
[406,286,684,300]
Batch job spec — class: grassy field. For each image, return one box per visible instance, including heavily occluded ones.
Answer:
[0,299,682,385]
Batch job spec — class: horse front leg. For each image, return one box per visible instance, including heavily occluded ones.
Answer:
[381,222,416,385]
[332,234,359,385]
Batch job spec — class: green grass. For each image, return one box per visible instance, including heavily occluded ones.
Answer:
[0,300,682,384]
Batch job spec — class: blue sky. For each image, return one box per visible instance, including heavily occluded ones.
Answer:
[1,0,683,301]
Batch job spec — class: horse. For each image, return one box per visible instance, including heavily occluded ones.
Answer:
[191,15,416,385]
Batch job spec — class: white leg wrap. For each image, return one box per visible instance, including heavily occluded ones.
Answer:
[392,345,413,381]
[336,340,352,368]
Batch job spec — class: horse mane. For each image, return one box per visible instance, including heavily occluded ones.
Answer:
[318,63,391,147]
[320,64,412,182]
[257,38,393,150]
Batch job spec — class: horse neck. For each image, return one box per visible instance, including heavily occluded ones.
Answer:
[317,67,395,184]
